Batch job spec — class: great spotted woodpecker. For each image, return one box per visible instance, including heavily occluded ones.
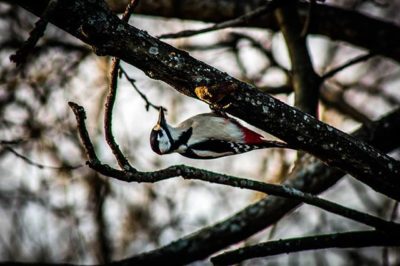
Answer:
[150,109,289,159]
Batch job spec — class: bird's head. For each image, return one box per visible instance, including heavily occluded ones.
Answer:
[150,108,173,154]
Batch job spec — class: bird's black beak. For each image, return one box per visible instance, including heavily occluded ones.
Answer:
[157,108,167,128]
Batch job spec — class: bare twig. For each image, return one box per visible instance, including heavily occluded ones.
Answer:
[69,101,400,236]
[104,0,140,170]
[0,139,26,145]
[120,0,140,21]
[321,52,376,81]
[180,32,290,83]
[119,67,164,111]
[2,145,82,170]
[104,57,133,170]
[10,0,58,66]
[157,1,280,39]
[301,0,316,37]
[229,32,290,74]
[211,230,400,265]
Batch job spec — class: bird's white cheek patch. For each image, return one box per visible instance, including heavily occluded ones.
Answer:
[158,138,171,153]
[157,130,171,153]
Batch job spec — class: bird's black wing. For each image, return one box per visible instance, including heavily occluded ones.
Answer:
[169,127,193,152]
[189,139,237,153]
[181,139,257,159]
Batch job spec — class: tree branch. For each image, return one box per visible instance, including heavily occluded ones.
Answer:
[105,57,134,170]
[211,230,400,265]
[104,0,139,170]
[274,0,320,116]
[300,0,316,37]
[229,32,289,74]
[157,0,280,39]
[9,0,58,66]
[321,52,376,81]
[119,66,164,111]
[1,145,82,170]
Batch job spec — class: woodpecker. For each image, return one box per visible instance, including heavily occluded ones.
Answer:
[150,109,289,159]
